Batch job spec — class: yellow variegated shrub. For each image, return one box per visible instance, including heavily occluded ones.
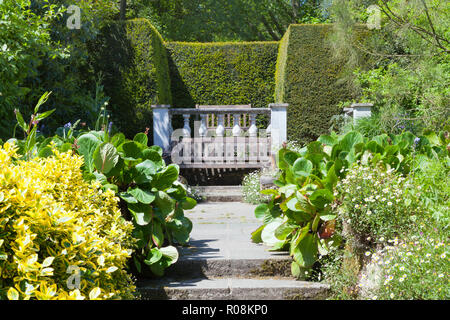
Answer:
[0,143,136,300]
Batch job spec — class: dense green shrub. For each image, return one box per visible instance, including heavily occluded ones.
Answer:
[166,41,278,110]
[275,24,359,144]
[89,19,172,139]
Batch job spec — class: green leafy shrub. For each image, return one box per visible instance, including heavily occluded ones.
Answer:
[274,24,360,144]
[89,18,172,138]
[71,130,196,277]
[0,143,136,300]
[251,129,449,278]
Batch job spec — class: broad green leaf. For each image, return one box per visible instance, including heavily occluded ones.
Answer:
[260,189,279,196]
[292,233,318,268]
[77,133,102,173]
[149,261,165,276]
[134,133,148,146]
[94,142,119,174]
[274,222,296,240]
[166,184,187,200]
[111,133,125,147]
[160,246,179,264]
[129,187,156,204]
[152,164,180,190]
[306,141,327,165]
[255,203,269,220]
[286,198,302,212]
[284,151,300,166]
[291,261,302,278]
[319,213,337,221]
[119,192,138,204]
[128,203,152,226]
[251,225,264,243]
[144,248,163,265]
[309,189,334,209]
[155,191,175,216]
[339,131,364,152]
[318,134,337,146]
[290,224,310,255]
[149,145,163,156]
[151,221,164,247]
[292,158,313,178]
[93,172,107,185]
[181,197,197,210]
[134,160,157,184]
[261,218,284,247]
[120,141,143,160]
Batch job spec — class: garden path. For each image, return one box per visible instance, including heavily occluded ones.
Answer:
[136,199,329,300]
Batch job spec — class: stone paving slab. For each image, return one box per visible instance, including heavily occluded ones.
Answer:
[160,202,291,278]
[182,202,288,261]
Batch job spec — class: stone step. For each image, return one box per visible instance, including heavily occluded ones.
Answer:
[192,186,243,202]
[137,277,330,300]
[136,202,330,300]
[162,257,292,279]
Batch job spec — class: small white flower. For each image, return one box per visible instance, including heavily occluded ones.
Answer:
[390,293,395,299]
[438,274,444,278]
[365,251,371,257]
[387,201,393,206]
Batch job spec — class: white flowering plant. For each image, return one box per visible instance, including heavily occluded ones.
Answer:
[336,162,427,242]
[368,235,449,300]
[242,168,279,204]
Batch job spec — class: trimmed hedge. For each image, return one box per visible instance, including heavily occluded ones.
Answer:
[166,42,278,110]
[89,19,171,138]
[275,24,357,144]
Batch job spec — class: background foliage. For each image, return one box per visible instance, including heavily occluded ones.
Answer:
[89,19,172,138]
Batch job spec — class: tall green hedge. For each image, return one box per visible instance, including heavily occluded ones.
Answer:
[89,19,171,138]
[166,42,278,110]
[275,24,357,144]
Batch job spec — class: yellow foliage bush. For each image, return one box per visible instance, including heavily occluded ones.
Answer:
[0,143,136,300]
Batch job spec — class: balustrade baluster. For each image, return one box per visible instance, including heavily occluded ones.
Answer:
[199,114,207,137]
[248,114,258,137]
[232,113,242,137]
[182,114,191,137]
